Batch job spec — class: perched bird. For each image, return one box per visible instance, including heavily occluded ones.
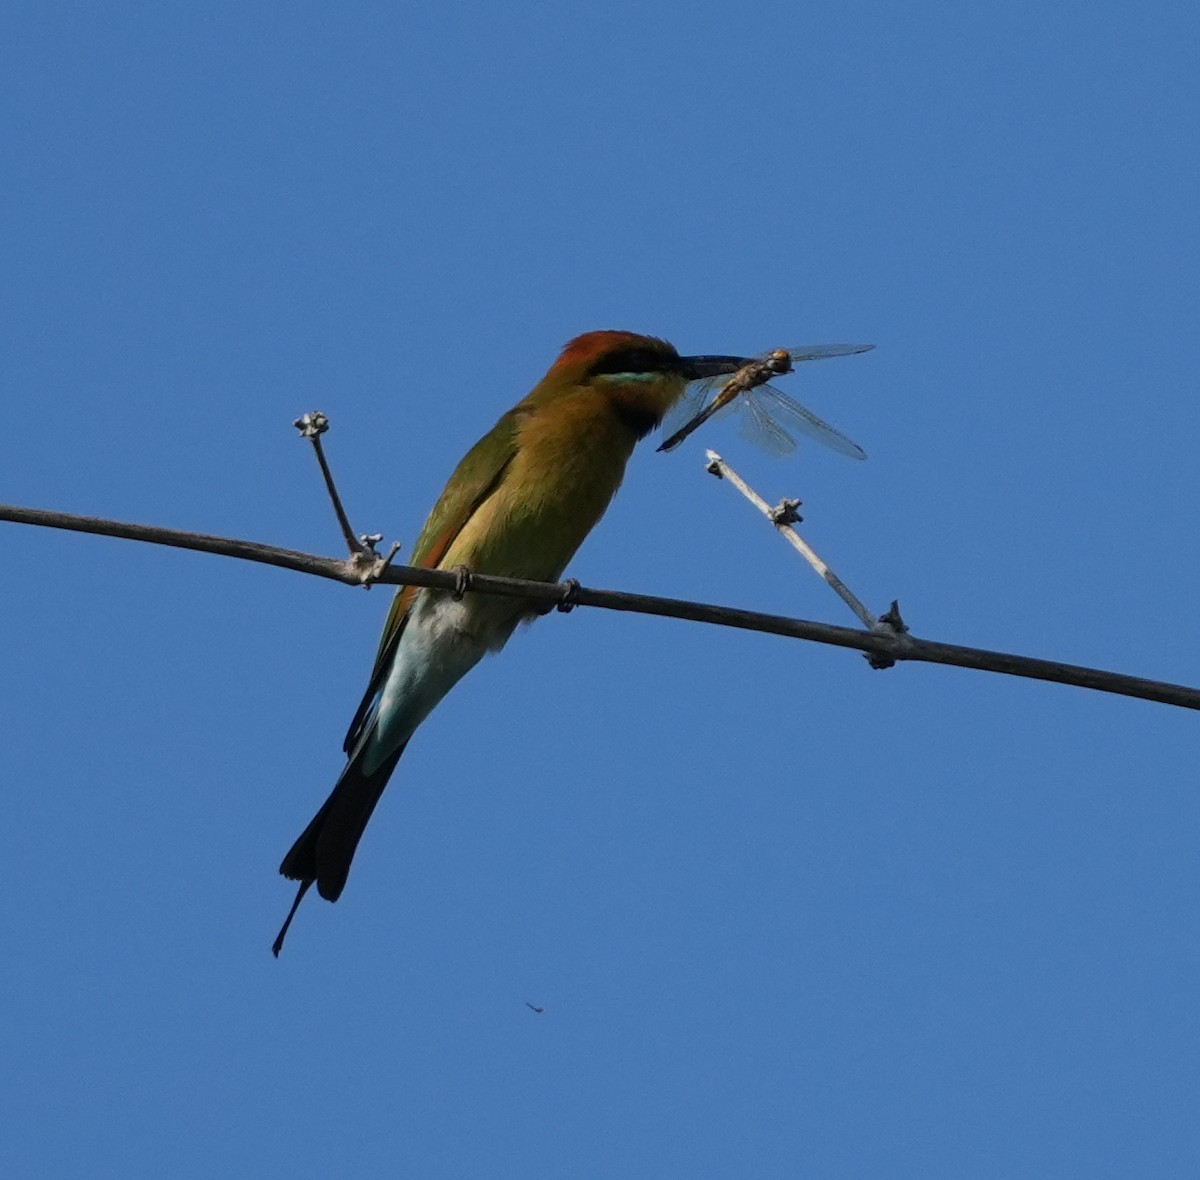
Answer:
[272,331,755,954]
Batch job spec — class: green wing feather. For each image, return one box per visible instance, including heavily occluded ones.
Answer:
[341,408,521,753]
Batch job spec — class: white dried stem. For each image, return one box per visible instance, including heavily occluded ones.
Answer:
[705,450,878,630]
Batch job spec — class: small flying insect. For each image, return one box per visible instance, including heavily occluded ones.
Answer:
[658,343,873,459]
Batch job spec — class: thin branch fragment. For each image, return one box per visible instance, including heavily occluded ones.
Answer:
[294,411,372,559]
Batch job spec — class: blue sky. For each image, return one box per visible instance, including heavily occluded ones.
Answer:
[4,1,1199,1175]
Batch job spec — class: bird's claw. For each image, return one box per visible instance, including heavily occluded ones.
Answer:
[556,578,581,613]
[451,564,473,600]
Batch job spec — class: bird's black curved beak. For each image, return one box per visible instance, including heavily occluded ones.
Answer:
[677,355,753,381]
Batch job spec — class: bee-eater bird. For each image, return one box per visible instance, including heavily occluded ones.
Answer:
[272,330,757,954]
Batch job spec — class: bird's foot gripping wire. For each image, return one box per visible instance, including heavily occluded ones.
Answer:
[450,564,474,601]
[556,578,581,613]
[532,576,582,616]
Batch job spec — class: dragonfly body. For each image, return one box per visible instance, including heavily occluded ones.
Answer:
[658,343,873,459]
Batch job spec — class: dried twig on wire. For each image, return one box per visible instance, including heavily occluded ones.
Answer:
[704,450,879,630]
[293,410,399,583]
[703,450,913,670]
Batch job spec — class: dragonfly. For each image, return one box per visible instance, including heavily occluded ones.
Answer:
[658,343,873,460]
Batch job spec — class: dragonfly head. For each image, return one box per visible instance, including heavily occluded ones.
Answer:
[764,349,793,376]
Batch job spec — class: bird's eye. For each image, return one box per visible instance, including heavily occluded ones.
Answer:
[589,348,671,377]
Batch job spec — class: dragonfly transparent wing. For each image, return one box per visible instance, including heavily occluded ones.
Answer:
[738,391,797,457]
[779,343,875,364]
[750,384,867,460]
[661,382,707,438]
[661,380,739,438]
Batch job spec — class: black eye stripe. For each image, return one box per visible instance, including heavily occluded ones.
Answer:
[589,348,676,377]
